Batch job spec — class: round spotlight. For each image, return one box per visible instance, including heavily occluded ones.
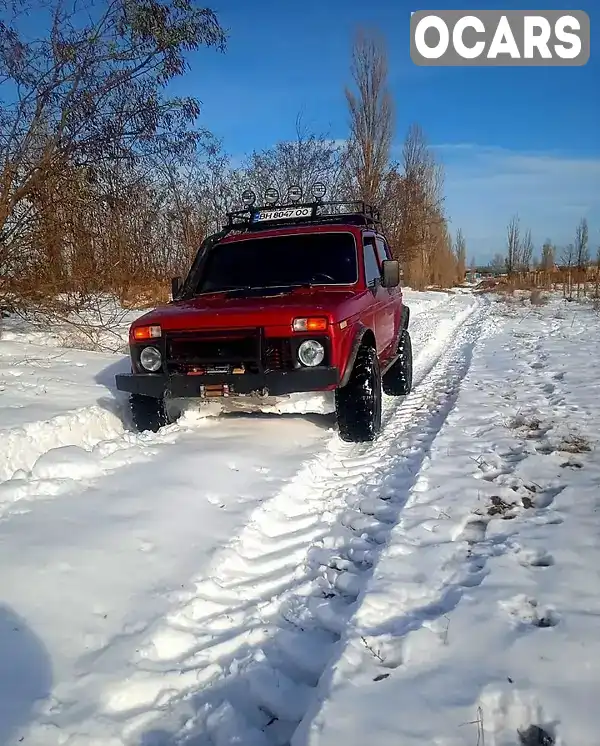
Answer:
[241,189,256,207]
[298,340,325,367]
[264,187,279,205]
[288,185,302,202]
[140,346,162,372]
[311,182,326,200]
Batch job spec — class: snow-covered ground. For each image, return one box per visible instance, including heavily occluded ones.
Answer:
[1,290,598,746]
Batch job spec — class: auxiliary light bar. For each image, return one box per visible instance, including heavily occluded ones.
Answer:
[225,199,381,231]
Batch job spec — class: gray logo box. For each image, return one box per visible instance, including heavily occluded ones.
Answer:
[410,10,590,66]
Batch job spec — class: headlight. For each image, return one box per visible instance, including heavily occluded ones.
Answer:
[298,339,325,367]
[139,346,162,372]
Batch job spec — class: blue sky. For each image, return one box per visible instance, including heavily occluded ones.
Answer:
[173,0,599,264]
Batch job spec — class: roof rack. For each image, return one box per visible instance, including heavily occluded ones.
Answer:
[225,200,381,232]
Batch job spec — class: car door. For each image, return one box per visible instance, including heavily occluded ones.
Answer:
[375,235,400,356]
[362,235,391,356]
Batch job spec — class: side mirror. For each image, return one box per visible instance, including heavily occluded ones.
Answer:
[171,276,183,300]
[381,260,400,288]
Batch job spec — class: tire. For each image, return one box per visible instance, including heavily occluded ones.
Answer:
[130,393,171,433]
[335,344,383,443]
[382,328,413,396]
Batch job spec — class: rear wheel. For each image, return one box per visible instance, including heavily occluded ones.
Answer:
[382,328,413,396]
[335,344,382,443]
[130,393,171,433]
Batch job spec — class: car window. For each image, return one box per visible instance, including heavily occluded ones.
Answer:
[375,236,390,263]
[195,232,358,293]
[363,240,381,286]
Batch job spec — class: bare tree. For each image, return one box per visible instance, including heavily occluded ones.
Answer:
[541,240,555,271]
[505,215,520,277]
[453,228,467,282]
[520,228,534,273]
[561,243,575,267]
[387,125,444,264]
[561,243,575,298]
[240,115,345,204]
[575,218,590,270]
[0,0,226,304]
[489,253,505,274]
[343,28,394,205]
[574,217,589,297]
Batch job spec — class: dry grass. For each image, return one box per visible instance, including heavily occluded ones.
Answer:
[120,281,171,309]
[507,413,542,431]
[558,434,591,453]
[486,496,517,519]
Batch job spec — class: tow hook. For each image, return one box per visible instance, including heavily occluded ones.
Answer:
[254,387,269,399]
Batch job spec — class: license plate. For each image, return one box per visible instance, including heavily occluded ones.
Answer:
[253,206,312,223]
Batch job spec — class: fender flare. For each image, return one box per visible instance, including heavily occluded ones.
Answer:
[381,305,411,374]
[339,324,376,388]
[392,305,410,349]
[401,304,410,330]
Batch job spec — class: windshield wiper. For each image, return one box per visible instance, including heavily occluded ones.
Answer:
[194,289,230,296]
[193,283,315,298]
[224,283,313,298]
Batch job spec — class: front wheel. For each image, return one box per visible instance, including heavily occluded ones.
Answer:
[130,393,171,433]
[335,345,382,443]
[382,329,413,396]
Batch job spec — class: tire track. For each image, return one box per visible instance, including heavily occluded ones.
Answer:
[91,296,484,746]
[293,304,566,746]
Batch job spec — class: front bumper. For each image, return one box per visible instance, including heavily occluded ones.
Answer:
[115,367,339,399]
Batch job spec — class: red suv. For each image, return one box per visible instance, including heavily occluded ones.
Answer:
[116,188,413,442]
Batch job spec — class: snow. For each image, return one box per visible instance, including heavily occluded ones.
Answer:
[1,289,599,746]
[301,294,600,746]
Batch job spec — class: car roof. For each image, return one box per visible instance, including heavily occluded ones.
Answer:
[218,222,369,244]
[219,200,382,243]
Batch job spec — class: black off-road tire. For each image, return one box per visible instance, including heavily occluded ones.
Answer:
[382,328,413,396]
[130,393,171,433]
[335,344,383,443]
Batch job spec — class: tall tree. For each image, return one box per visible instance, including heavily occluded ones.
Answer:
[520,228,534,272]
[541,240,555,271]
[574,217,589,297]
[454,228,467,281]
[575,217,589,271]
[343,28,394,205]
[505,215,520,276]
[561,243,575,298]
[389,124,444,258]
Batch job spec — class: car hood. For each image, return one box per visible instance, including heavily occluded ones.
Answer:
[134,288,365,331]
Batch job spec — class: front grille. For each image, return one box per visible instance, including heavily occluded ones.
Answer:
[166,328,262,375]
[264,338,295,372]
[164,329,299,375]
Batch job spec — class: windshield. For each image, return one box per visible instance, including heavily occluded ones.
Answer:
[195,232,358,294]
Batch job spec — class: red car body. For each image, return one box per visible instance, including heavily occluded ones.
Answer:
[115,199,411,440]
